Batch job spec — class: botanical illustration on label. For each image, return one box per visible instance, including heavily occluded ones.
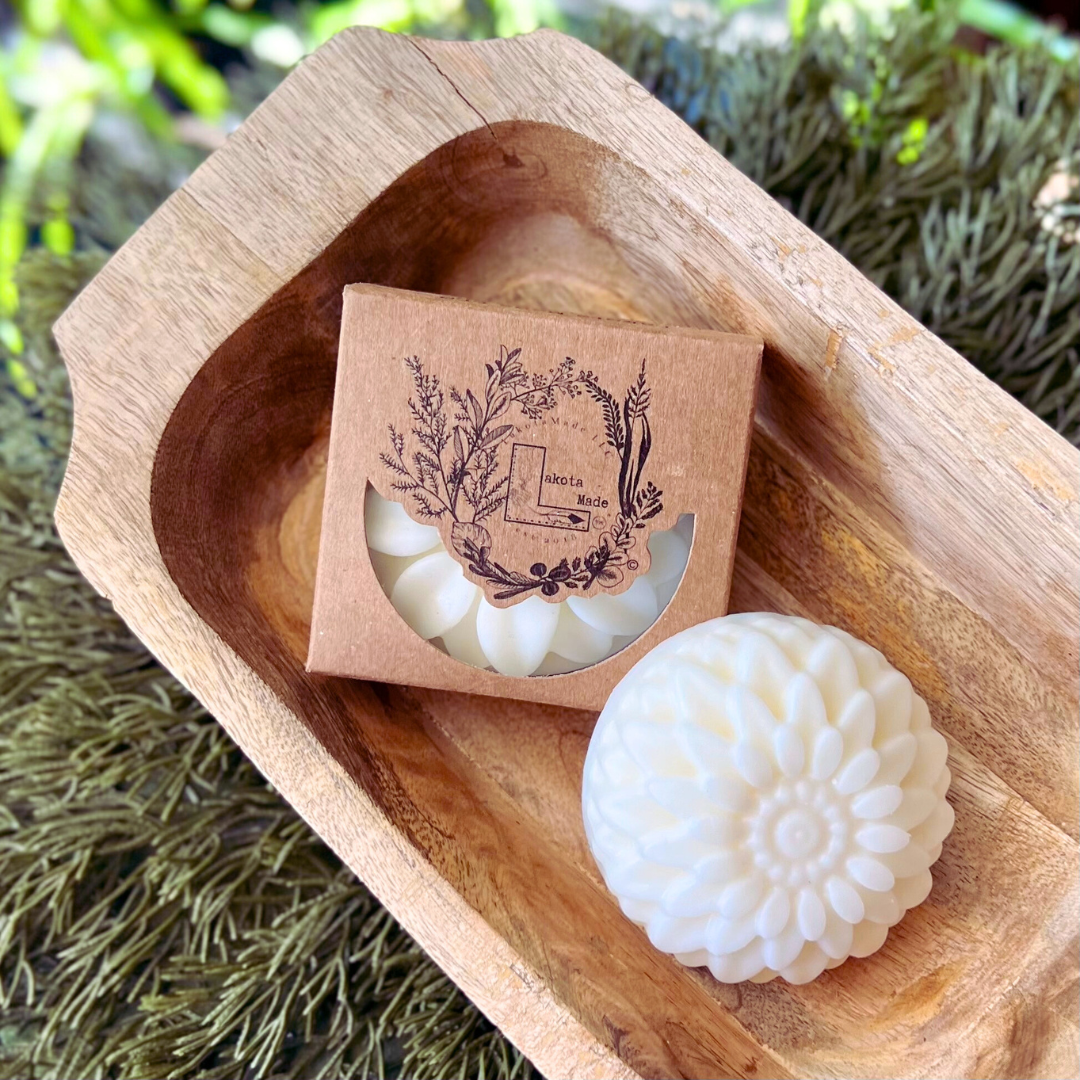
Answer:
[309,284,762,699]
[380,346,663,602]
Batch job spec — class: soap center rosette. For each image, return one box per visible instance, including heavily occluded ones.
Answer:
[378,346,668,605]
[582,613,954,984]
[754,781,844,876]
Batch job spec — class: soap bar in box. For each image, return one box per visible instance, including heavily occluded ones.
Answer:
[307,284,762,708]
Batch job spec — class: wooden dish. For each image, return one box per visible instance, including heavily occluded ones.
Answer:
[54,28,1078,1079]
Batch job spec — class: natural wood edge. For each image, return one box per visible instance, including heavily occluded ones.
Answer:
[49,25,1079,1080]
[407,29,1079,679]
[55,455,641,1080]
[49,36,644,1078]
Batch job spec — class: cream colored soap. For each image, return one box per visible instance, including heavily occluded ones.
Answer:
[366,490,691,676]
[581,613,953,984]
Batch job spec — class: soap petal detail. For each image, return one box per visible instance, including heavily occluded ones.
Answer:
[826,876,865,924]
[369,550,425,597]
[673,513,695,548]
[674,666,735,741]
[774,725,806,778]
[567,577,659,637]
[647,912,709,954]
[796,888,827,941]
[644,528,690,586]
[720,875,766,919]
[734,742,774,790]
[856,824,910,854]
[706,915,758,955]
[756,887,791,939]
[810,727,844,780]
[806,635,860,721]
[894,868,934,908]
[836,689,876,753]
[365,490,442,556]
[440,593,489,669]
[763,924,804,971]
[647,778,719,820]
[701,774,755,814]
[911,799,955,848]
[870,670,914,742]
[883,839,931,878]
[548,605,614,665]
[851,784,904,820]
[582,612,953,985]
[859,886,902,926]
[834,748,880,795]
[708,940,765,983]
[850,920,889,958]
[781,943,830,985]
[875,732,918,786]
[907,729,949,787]
[785,673,828,733]
[475,595,559,677]
[661,874,724,918]
[846,855,895,893]
[390,552,479,640]
[817,908,854,960]
[368,494,689,674]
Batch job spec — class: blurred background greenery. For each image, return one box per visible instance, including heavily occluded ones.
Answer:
[0,0,1076,394]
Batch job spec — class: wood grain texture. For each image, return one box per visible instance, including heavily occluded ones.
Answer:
[53,28,1078,1080]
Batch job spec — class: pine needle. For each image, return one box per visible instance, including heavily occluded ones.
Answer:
[596,9,1079,441]
[1,253,532,1080]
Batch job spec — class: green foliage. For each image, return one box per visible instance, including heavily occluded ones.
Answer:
[0,0,560,383]
[0,248,536,1079]
[959,0,1078,59]
[596,9,1080,440]
[0,0,231,366]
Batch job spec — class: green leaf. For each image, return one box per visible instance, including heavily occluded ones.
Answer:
[897,115,928,164]
[0,82,24,159]
[5,356,37,396]
[42,217,75,256]
[959,0,1078,58]
[308,0,413,42]
[1,323,26,358]
[0,278,17,317]
[195,5,273,47]
[19,0,63,35]
[151,34,230,118]
[789,0,812,39]
[0,218,28,271]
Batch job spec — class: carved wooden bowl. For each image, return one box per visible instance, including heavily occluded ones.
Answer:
[54,28,1078,1079]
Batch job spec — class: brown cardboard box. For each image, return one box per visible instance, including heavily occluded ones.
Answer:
[308,284,761,707]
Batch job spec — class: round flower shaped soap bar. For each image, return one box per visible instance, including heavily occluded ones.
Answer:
[365,490,692,676]
[582,613,953,984]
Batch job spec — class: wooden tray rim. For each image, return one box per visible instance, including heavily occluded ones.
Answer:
[51,27,1079,1080]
